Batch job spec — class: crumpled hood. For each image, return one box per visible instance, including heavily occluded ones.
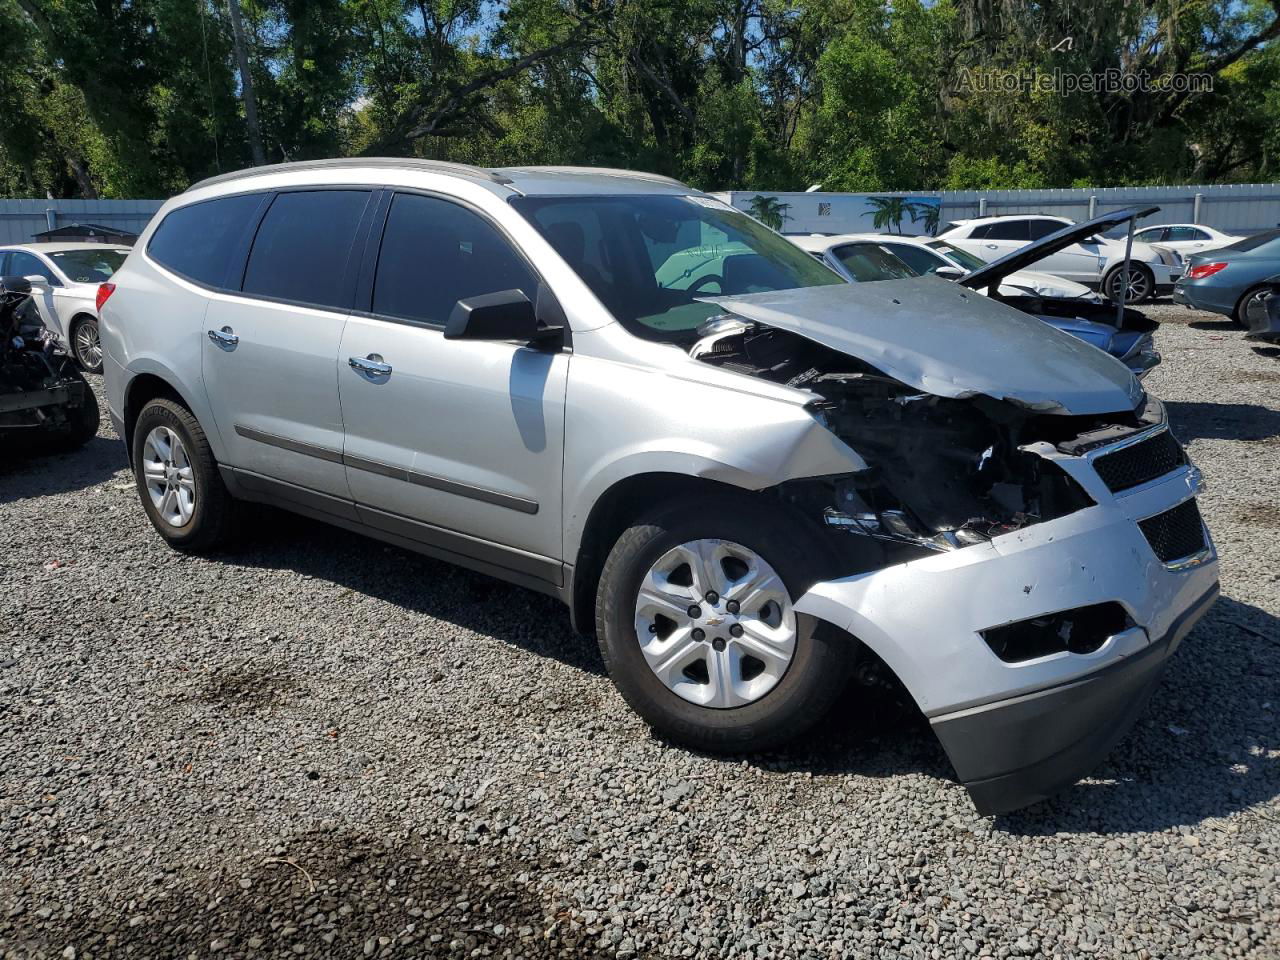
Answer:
[705,277,1143,415]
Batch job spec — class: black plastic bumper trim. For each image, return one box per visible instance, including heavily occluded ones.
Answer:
[931,582,1220,816]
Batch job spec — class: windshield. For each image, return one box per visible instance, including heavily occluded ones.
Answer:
[49,248,128,283]
[829,242,917,281]
[1221,229,1280,254]
[925,240,987,272]
[511,194,842,342]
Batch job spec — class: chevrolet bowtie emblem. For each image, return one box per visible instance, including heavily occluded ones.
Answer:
[705,615,725,626]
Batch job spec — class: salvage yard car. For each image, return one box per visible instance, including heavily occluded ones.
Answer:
[0,242,131,374]
[791,207,1164,379]
[1173,229,1280,326]
[937,213,1182,302]
[100,161,1219,815]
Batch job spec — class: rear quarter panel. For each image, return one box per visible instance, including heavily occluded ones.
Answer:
[99,252,219,458]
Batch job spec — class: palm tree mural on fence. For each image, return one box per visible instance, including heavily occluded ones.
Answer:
[747,195,793,231]
[907,200,940,236]
[864,196,911,234]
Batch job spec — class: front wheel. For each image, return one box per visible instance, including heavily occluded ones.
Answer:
[595,496,852,753]
[131,398,239,552]
[71,317,103,374]
[1104,263,1155,304]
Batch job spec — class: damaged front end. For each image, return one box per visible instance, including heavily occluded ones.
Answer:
[693,316,1098,559]
[690,280,1219,815]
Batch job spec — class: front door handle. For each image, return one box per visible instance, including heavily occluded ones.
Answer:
[349,354,392,377]
[207,326,238,347]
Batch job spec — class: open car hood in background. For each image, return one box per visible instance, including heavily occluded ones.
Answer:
[959,205,1161,293]
[704,278,1142,416]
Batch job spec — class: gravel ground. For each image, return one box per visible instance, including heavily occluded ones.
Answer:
[2,302,1278,960]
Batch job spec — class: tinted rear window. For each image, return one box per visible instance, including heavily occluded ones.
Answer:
[983,220,1031,241]
[148,194,264,287]
[242,190,371,309]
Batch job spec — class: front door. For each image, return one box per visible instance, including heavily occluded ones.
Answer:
[202,188,374,500]
[338,192,568,576]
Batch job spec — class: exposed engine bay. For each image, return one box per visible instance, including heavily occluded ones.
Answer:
[0,276,99,451]
[691,318,1142,562]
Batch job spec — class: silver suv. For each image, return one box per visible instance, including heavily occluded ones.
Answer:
[101,160,1218,814]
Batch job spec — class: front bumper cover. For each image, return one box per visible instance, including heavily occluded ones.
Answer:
[932,582,1217,814]
[795,435,1219,815]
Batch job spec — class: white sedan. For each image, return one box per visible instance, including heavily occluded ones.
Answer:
[936,214,1181,302]
[789,233,1102,301]
[1130,223,1242,256]
[0,242,130,372]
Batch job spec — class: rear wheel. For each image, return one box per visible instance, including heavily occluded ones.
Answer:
[595,495,852,753]
[131,398,238,552]
[71,317,103,374]
[1104,263,1155,304]
[1235,285,1271,328]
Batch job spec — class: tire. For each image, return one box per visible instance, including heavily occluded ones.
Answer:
[1103,263,1155,304]
[131,397,238,552]
[70,316,104,374]
[1234,285,1270,329]
[45,373,100,452]
[595,494,852,753]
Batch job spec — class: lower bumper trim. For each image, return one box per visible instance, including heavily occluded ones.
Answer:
[932,582,1219,816]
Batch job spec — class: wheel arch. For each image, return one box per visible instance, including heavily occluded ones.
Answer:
[121,373,200,466]
[568,472,760,636]
[1233,282,1273,323]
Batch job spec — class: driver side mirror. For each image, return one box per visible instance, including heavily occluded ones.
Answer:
[23,274,49,288]
[444,286,566,349]
[932,265,966,281]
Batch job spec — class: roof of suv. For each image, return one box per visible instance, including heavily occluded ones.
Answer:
[187,159,694,198]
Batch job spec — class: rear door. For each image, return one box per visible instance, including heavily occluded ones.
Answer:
[965,220,1029,263]
[337,191,567,578]
[1024,219,1105,284]
[200,188,376,502]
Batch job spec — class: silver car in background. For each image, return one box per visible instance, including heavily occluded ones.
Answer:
[100,160,1218,814]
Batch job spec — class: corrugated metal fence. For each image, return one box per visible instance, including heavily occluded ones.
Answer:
[0,199,163,244]
[2,182,1278,243]
[939,183,1280,234]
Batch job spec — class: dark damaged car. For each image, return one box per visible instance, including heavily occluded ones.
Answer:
[100,162,1219,815]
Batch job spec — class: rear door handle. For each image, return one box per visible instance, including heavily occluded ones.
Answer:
[207,326,238,346]
[349,354,392,377]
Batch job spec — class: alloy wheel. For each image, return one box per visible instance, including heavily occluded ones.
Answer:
[75,321,102,370]
[633,539,797,709]
[1108,267,1151,303]
[141,425,196,527]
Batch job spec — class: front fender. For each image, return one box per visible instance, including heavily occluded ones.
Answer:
[561,352,866,561]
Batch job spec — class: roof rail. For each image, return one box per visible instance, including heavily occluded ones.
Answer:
[492,165,689,188]
[186,157,513,192]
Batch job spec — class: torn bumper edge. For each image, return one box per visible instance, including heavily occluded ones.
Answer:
[794,454,1219,815]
